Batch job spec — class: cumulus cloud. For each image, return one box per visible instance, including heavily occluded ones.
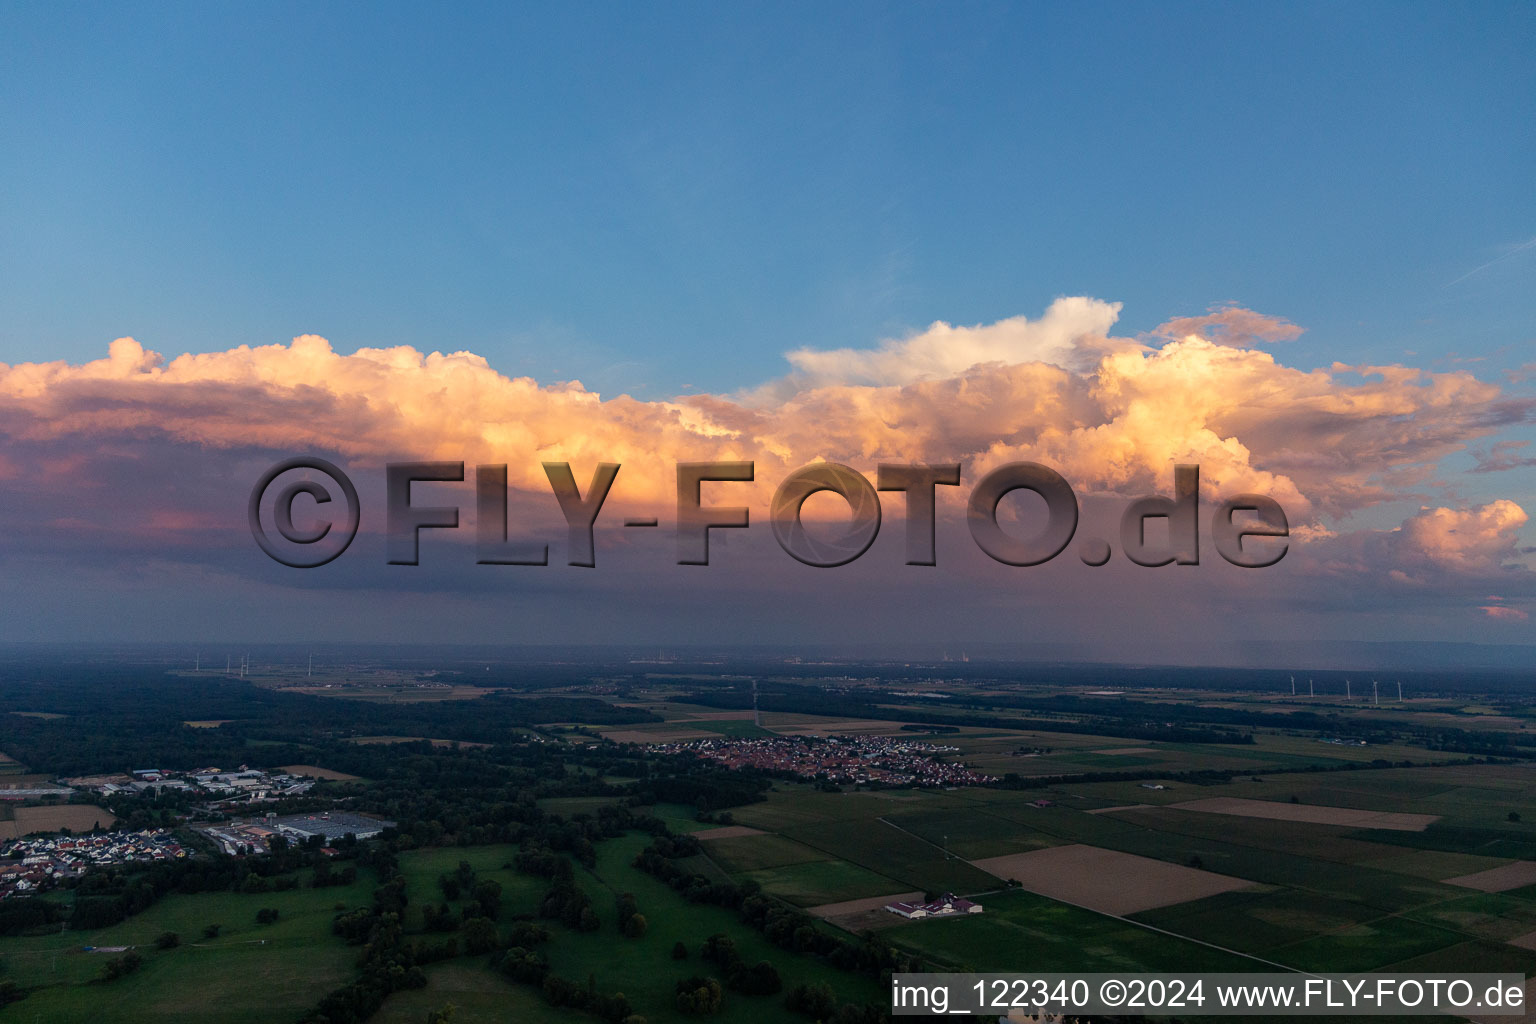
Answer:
[1396,500,1529,571]
[0,299,1530,546]
[777,296,1127,390]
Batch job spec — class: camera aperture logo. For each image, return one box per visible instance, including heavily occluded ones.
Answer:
[249,458,1289,570]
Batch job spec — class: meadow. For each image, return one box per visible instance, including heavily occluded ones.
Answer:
[0,868,377,1024]
[379,832,884,1024]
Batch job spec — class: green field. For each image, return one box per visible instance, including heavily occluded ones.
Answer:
[887,888,1259,973]
[374,961,571,1024]
[703,833,829,872]
[741,860,912,906]
[0,869,377,1024]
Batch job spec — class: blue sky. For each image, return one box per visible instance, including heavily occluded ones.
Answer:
[0,3,1533,652]
[3,2,1533,397]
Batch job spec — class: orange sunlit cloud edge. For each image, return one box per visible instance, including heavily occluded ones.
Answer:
[0,297,1531,617]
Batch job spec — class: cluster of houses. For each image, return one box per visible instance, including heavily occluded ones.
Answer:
[650,734,994,787]
[0,829,184,898]
[65,766,315,809]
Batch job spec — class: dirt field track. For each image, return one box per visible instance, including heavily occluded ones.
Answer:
[1168,797,1439,831]
[969,844,1255,916]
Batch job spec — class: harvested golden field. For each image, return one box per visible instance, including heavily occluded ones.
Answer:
[279,765,362,781]
[1168,797,1439,831]
[1444,862,1536,893]
[0,804,116,839]
[969,844,1254,916]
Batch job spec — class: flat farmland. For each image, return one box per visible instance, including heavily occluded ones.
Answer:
[600,726,716,743]
[741,859,914,906]
[277,764,361,781]
[729,786,1012,894]
[1356,848,1515,880]
[1133,888,1386,955]
[700,831,824,871]
[780,817,1002,896]
[757,713,918,737]
[634,736,1535,991]
[0,803,115,838]
[1265,915,1469,972]
[970,844,1256,915]
[876,804,1065,860]
[0,868,376,1024]
[1181,764,1536,824]
[888,888,1259,973]
[1445,861,1536,893]
[1167,796,1440,831]
[1402,892,1536,943]
[1246,731,1451,765]
[1022,818,1465,913]
[1387,938,1536,977]
[691,824,767,840]
[730,786,932,831]
[1094,805,1443,866]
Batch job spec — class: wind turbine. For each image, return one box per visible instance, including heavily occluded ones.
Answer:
[1372,679,1379,706]
[1397,680,1404,702]
[1309,678,1314,698]
[1345,679,1352,701]
[1290,675,1296,696]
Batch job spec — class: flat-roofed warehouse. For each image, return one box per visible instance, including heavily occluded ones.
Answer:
[269,811,393,841]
